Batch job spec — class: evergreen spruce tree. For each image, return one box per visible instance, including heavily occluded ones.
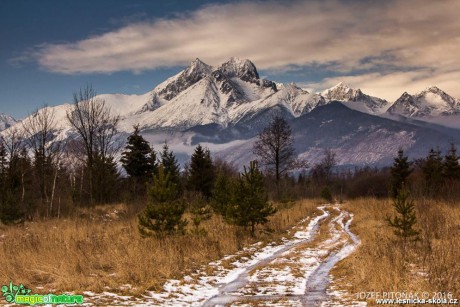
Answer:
[0,145,25,224]
[227,161,276,236]
[320,186,333,203]
[390,149,413,198]
[160,143,181,189]
[138,165,187,236]
[443,143,460,180]
[212,173,236,217]
[93,155,120,203]
[422,148,443,195]
[386,187,419,244]
[121,125,157,198]
[188,144,215,198]
[121,125,157,180]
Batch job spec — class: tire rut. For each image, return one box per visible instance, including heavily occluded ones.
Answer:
[203,206,360,307]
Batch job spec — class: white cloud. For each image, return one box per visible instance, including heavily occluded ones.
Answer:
[21,0,460,100]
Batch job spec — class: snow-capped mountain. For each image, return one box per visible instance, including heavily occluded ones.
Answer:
[321,82,390,114]
[124,57,278,131]
[2,58,460,168]
[198,102,460,167]
[387,86,460,117]
[0,113,16,131]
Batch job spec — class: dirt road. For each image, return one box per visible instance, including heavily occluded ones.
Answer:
[82,205,363,306]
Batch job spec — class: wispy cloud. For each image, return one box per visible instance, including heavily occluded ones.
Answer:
[15,0,460,99]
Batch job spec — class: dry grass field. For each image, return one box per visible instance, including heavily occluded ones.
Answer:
[0,200,320,295]
[2,197,458,305]
[332,198,460,305]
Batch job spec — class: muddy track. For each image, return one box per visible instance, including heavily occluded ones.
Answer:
[202,206,360,306]
[80,205,360,306]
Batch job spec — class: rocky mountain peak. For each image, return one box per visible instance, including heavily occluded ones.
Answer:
[217,57,259,82]
[331,81,349,90]
[388,86,460,117]
[322,82,361,100]
[186,58,213,76]
[423,86,444,94]
[418,86,457,105]
[156,58,213,101]
[0,113,17,131]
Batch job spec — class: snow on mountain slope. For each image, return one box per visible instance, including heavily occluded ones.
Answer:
[387,86,460,118]
[281,84,326,115]
[137,58,213,113]
[0,113,17,131]
[321,82,390,114]
[100,92,153,117]
[228,83,325,124]
[216,103,460,168]
[125,58,278,131]
[1,91,152,142]
[126,76,230,131]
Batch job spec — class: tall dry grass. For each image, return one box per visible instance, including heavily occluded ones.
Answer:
[333,198,460,305]
[0,200,319,295]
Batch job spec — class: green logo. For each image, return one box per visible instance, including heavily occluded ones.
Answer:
[1,282,84,305]
[1,282,31,302]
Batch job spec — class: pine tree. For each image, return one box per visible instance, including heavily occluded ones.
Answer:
[93,155,120,203]
[160,143,181,189]
[121,125,157,180]
[0,145,26,224]
[386,188,419,244]
[212,173,236,217]
[320,186,333,203]
[227,161,276,236]
[188,144,215,198]
[443,143,460,180]
[390,149,413,198]
[138,165,187,236]
[422,148,443,195]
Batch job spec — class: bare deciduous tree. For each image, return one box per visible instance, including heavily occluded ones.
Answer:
[311,148,337,186]
[22,105,61,213]
[253,115,296,183]
[1,126,24,161]
[66,84,120,204]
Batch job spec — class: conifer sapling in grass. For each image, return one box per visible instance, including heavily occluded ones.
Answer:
[227,161,276,236]
[386,187,419,244]
[138,165,187,237]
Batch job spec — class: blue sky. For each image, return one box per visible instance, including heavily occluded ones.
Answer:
[1,0,460,119]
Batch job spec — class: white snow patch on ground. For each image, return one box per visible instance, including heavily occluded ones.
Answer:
[72,205,364,306]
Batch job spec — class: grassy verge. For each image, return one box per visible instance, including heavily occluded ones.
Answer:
[0,199,320,295]
[331,198,460,305]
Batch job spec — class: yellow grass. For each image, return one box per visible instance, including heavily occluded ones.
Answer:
[332,198,460,305]
[0,199,320,295]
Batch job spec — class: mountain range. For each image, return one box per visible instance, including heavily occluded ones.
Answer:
[1,58,460,168]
